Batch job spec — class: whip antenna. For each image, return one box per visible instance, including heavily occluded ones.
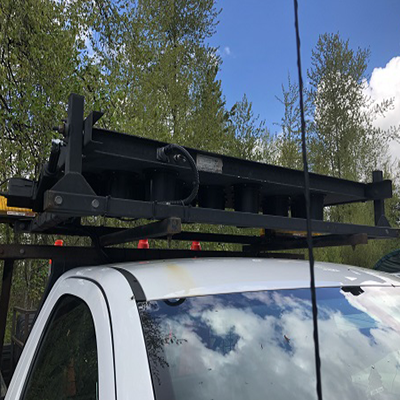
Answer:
[293,1,323,399]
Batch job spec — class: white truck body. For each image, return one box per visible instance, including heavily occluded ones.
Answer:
[6,258,400,400]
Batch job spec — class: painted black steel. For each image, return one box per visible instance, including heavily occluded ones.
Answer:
[2,94,397,245]
[83,127,393,206]
[65,93,84,174]
[372,170,390,226]
[38,190,397,239]
[0,244,303,263]
[245,233,368,252]
[99,217,182,247]
[0,260,14,369]
[19,224,264,245]
[1,93,399,246]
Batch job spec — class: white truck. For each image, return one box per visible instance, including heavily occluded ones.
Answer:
[4,257,400,400]
[1,94,399,399]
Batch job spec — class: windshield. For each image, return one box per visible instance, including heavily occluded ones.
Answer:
[138,286,400,400]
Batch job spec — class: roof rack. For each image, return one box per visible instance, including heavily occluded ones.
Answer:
[0,93,398,362]
[0,93,397,253]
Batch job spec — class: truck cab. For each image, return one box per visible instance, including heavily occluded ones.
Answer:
[1,94,399,400]
[6,258,400,400]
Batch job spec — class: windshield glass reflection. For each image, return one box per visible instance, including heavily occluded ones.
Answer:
[138,287,400,400]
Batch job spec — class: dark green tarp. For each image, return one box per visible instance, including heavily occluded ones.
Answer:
[374,249,400,273]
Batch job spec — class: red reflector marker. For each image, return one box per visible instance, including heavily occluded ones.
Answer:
[138,239,149,249]
[191,241,201,251]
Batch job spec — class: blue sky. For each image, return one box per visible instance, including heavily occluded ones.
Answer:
[209,0,400,141]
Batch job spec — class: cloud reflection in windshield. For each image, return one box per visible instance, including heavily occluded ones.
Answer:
[139,287,400,400]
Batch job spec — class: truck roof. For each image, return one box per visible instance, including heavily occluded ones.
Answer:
[67,257,400,301]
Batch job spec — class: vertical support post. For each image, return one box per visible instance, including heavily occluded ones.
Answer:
[10,308,16,372]
[373,170,384,226]
[23,311,29,342]
[33,261,66,322]
[0,259,14,369]
[65,93,85,174]
[48,94,95,198]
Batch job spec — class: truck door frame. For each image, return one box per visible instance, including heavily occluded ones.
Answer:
[5,276,116,400]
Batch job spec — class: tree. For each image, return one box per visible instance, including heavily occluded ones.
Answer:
[274,76,307,169]
[111,0,229,153]
[187,48,231,152]
[0,0,126,181]
[227,94,274,162]
[307,33,393,181]
[0,0,128,314]
[305,33,400,264]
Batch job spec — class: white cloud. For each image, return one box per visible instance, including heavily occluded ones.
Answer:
[152,290,400,400]
[223,46,231,56]
[364,56,400,161]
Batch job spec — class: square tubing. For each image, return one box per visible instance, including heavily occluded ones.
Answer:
[33,260,67,323]
[99,217,182,247]
[373,171,385,226]
[65,93,84,174]
[0,259,14,369]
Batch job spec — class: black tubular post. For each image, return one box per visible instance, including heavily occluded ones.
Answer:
[373,170,384,226]
[293,1,323,400]
[0,259,14,369]
[33,260,66,322]
[65,93,84,174]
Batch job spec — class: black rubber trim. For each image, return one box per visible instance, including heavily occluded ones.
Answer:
[112,267,147,301]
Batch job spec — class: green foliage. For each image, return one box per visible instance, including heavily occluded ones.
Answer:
[275,76,307,169]
[107,0,230,153]
[277,33,400,266]
[0,0,130,334]
[0,0,126,182]
[227,94,275,162]
[307,33,391,181]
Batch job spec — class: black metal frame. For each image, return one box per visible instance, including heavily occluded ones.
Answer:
[1,93,399,373]
[1,96,395,249]
[0,260,13,369]
[3,93,396,242]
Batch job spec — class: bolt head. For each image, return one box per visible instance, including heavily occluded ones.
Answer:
[54,195,63,205]
[92,199,100,208]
